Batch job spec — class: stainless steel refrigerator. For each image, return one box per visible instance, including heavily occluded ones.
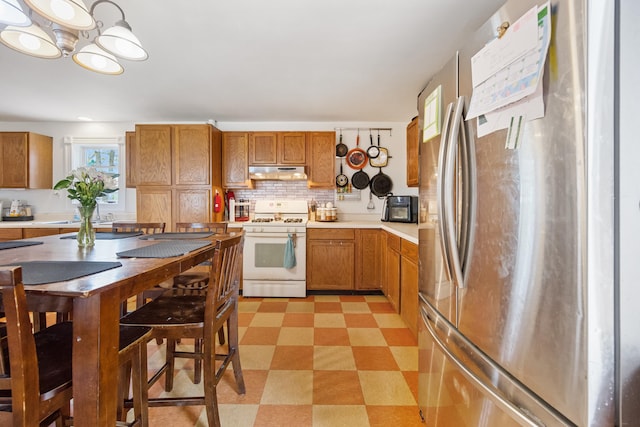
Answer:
[417,1,630,426]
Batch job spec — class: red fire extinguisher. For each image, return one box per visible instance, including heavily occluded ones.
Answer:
[214,190,222,213]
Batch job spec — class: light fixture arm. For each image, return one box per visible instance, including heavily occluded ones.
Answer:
[89,0,130,30]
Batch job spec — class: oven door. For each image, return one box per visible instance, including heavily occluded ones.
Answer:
[243,230,306,281]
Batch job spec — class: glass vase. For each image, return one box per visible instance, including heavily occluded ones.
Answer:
[77,204,96,248]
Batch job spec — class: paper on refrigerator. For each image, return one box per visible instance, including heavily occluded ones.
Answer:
[466,2,551,125]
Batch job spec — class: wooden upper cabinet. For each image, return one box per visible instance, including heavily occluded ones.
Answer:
[0,132,52,189]
[406,116,419,187]
[222,132,252,188]
[278,132,306,164]
[173,125,211,186]
[249,132,277,164]
[125,131,136,188]
[134,125,173,186]
[249,132,306,165]
[306,131,335,188]
[134,124,212,187]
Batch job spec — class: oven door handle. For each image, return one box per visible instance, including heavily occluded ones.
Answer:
[245,231,306,238]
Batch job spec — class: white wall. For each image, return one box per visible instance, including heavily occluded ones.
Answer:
[0,120,417,219]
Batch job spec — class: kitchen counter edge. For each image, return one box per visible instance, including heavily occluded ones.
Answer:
[307,220,418,244]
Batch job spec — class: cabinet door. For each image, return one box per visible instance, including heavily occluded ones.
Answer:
[174,188,211,225]
[0,228,23,241]
[222,132,252,188]
[23,228,59,238]
[400,240,419,337]
[136,187,172,229]
[279,132,306,164]
[249,132,278,165]
[355,229,384,290]
[386,246,401,313]
[406,117,419,187]
[306,132,336,188]
[307,239,354,290]
[135,125,172,186]
[0,132,28,188]
[125,131,137,188]
[174,125,211,185]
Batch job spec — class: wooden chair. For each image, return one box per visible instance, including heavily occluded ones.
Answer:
[112,222,166,313]
[120,235,245,427]
[112,222,166,235]
[0,266,152,427]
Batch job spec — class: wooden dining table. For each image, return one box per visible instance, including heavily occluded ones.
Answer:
[0,231,224,426]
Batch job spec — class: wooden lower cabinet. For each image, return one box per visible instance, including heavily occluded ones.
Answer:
[307,228,355,290]
[400,240,419,338]
[0,228,23,241]
[136,186,212,231]
[385,232,401,313]
[355,229,384,290]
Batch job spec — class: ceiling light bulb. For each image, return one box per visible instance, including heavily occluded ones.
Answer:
[24,0,95,30]
[72,42,123,75]
[95,23,148,61]
[0,0,32,26]
[0,24,61,58]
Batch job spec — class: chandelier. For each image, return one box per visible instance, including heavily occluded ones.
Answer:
[0,0,148,75]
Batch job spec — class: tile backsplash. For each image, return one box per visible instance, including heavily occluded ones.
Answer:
[229,181,334,212]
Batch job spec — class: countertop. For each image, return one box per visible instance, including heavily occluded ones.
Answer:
[307,220,418,244]
[0,217,420,244]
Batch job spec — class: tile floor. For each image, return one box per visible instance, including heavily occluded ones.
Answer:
[140,294,424,426]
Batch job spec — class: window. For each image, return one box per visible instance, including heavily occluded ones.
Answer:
[63,136,125,209]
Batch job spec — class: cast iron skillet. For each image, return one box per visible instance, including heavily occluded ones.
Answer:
[366,132,380,159]
[370,167,393,198]
[336,131,348,157]
[351,168,370,190]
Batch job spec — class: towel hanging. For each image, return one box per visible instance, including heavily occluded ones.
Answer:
[283,233,297,269]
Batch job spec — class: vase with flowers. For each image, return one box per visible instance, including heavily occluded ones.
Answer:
[54,167,118,248]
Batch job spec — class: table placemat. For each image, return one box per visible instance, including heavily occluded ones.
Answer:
[0,240,44,250]
[0,261,123,285]
[116,241,212,258]
[138,232,214,240]
[60,231,144,240]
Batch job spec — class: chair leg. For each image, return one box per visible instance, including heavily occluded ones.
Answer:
[194,339,202,384]
[117,360,132,422]
[131,342,149,427]
[164,339,176,392]
[228,313,246,394]
[203,334,221,427]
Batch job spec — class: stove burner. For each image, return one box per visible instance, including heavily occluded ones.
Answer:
[252,218,273,223]
[284,218,303,223]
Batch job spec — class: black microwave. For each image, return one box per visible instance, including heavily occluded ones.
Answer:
[382,195,418,223]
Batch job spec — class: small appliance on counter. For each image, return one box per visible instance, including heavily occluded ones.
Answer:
[381,195,418,223]
[2,200,33,221]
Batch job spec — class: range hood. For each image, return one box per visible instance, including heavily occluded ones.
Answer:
[249,166,307,180]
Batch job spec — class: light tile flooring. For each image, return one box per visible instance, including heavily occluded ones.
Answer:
[140,294,424,426]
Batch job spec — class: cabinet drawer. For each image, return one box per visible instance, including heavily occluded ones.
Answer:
[401,240,418,261]
[307,228,354,240]
[387,232,401,252]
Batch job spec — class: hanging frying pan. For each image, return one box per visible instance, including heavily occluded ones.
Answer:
[370,167,393,198]
[346,132,367,170]
[351,168,370,190]
[369,133,390,167]
[336,130,348,157]
[366,131,380,159]
[336,160,348,188]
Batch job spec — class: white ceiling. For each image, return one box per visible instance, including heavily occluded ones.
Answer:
[0,0,505,123]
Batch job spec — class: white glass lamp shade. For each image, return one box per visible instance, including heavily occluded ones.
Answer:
[72,43,123,75]
[0,24,61,58]
[95,24,148,61]
[25,0,95,30]
[0,0,32,26]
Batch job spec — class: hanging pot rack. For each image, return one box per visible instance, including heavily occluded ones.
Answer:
[334,127,393,136]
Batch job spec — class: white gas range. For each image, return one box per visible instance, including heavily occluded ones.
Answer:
[242,200,308,297]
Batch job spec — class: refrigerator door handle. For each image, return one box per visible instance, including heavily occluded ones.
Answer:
[444,96,465,288]
[437,101,455,280]
[421,302,555,427]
